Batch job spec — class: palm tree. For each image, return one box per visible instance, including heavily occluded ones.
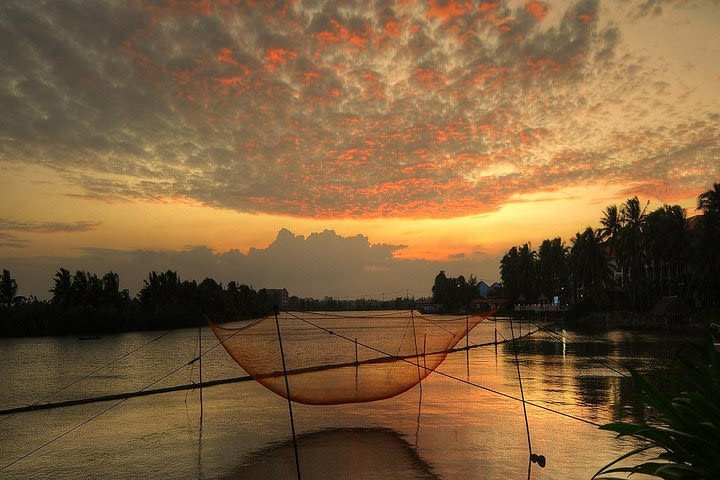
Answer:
[71,271,89,305]
[697,182,720,216]
[644,205,687,297]
[692,183,720,306]
[102,272,120,296]
[138,270,182,307]
[537,238,568,301]
[517,243,538,301]
[500,247,520,302]
[100,271,123,306]
[0,269,18,307]
[570,227,609,303]
[599,205,621,247]
[50,268,73,305]
[618,196,649,310]
[501,244,538,302]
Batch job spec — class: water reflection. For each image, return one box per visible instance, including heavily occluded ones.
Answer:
[498,327,702,427]
[0,321,704,479]
[506,338,614,357]
[223,427,440,480]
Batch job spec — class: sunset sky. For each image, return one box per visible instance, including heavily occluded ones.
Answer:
[1,0,719,299]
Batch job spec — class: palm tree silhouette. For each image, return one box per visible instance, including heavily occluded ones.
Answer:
[0,269,18,307]
[645,205,687,296]
[50,268,73,305]
[599,204,621,246]
[570,227,608,302]
[537,238,568,300]
[618,196,649,310]
[697,182,720,216]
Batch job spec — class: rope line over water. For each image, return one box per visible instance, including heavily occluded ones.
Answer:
[0,335,208,474]
[0,329,172,425]
[522,317,629,377]
[0,327,542,416]
[1,311,609,473]
[283,311,602,428]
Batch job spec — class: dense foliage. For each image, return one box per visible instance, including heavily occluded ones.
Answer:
[430,270,478,311]
[0,268,417,336]
[500,184,720,311]
[593,331,720,479]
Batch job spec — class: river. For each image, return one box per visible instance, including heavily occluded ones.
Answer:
[0,312,700,479]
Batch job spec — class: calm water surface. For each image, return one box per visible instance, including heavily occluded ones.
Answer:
[0,313,701,479]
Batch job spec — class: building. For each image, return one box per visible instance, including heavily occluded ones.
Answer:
[265,288,289,308]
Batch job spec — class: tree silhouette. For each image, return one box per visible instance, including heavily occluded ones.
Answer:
[697,182,720,216]
[138,270,182,307]
[500,243,538,302]
[537,238,569,301]
[692,182,720,307]
[431,271,478,311]
[645,205,687,297]
[570,227,608,303]
[0,269,18,307]
[618,196,649,310]
[599,204,621,248]
[50,268,73,305]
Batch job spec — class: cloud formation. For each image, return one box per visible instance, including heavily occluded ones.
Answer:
[5,228,499,299]
[0,1,718,218]
[0,219,101,234]
[0,218,101,248]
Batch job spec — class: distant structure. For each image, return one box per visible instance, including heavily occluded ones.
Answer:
[476,281,504,298]
[265,288,289,308]
[472,281,507,310]
[476,281,491,297]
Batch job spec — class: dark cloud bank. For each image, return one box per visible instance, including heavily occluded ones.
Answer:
[5,228,499,300]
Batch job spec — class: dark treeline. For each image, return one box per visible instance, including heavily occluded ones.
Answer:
[0,268,416,337]
[287,296,416,312]
[500,183,720,313]
[430,271,479,311]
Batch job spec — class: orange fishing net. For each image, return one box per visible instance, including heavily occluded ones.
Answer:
[209,310,496,405]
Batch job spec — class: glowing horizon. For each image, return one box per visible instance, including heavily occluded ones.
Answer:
[1,1,718,297]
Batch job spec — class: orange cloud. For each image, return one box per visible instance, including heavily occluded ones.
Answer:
[477,1,499,14]
[526,0,547,21]
[315,19,369,48]
[427,0,468,20]
[266,48,297,65]
[384,20,401,37]
[217,47,236,64]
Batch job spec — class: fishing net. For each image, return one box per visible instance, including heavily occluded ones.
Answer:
[208,309,497,405]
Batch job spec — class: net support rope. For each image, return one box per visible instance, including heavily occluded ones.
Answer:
[275,311,302,480]
[0,329,172,425]
[283,311,601,427]
[0,311,610,474]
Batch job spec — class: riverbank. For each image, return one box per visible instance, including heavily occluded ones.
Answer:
[562,307,719,332]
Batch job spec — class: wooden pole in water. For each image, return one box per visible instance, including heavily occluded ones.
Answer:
[510,317,533,479]
[354,338,358,365]
[466,314,470,376]
[411,311,422,394]
[519,314,522,336]
[466,314,469,350]
[423,333,427,370]
[494,314,498,355]
[198,323,203,423]
[275,311,302,480]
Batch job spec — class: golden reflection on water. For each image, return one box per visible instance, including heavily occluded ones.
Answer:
[0,316,701,479]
